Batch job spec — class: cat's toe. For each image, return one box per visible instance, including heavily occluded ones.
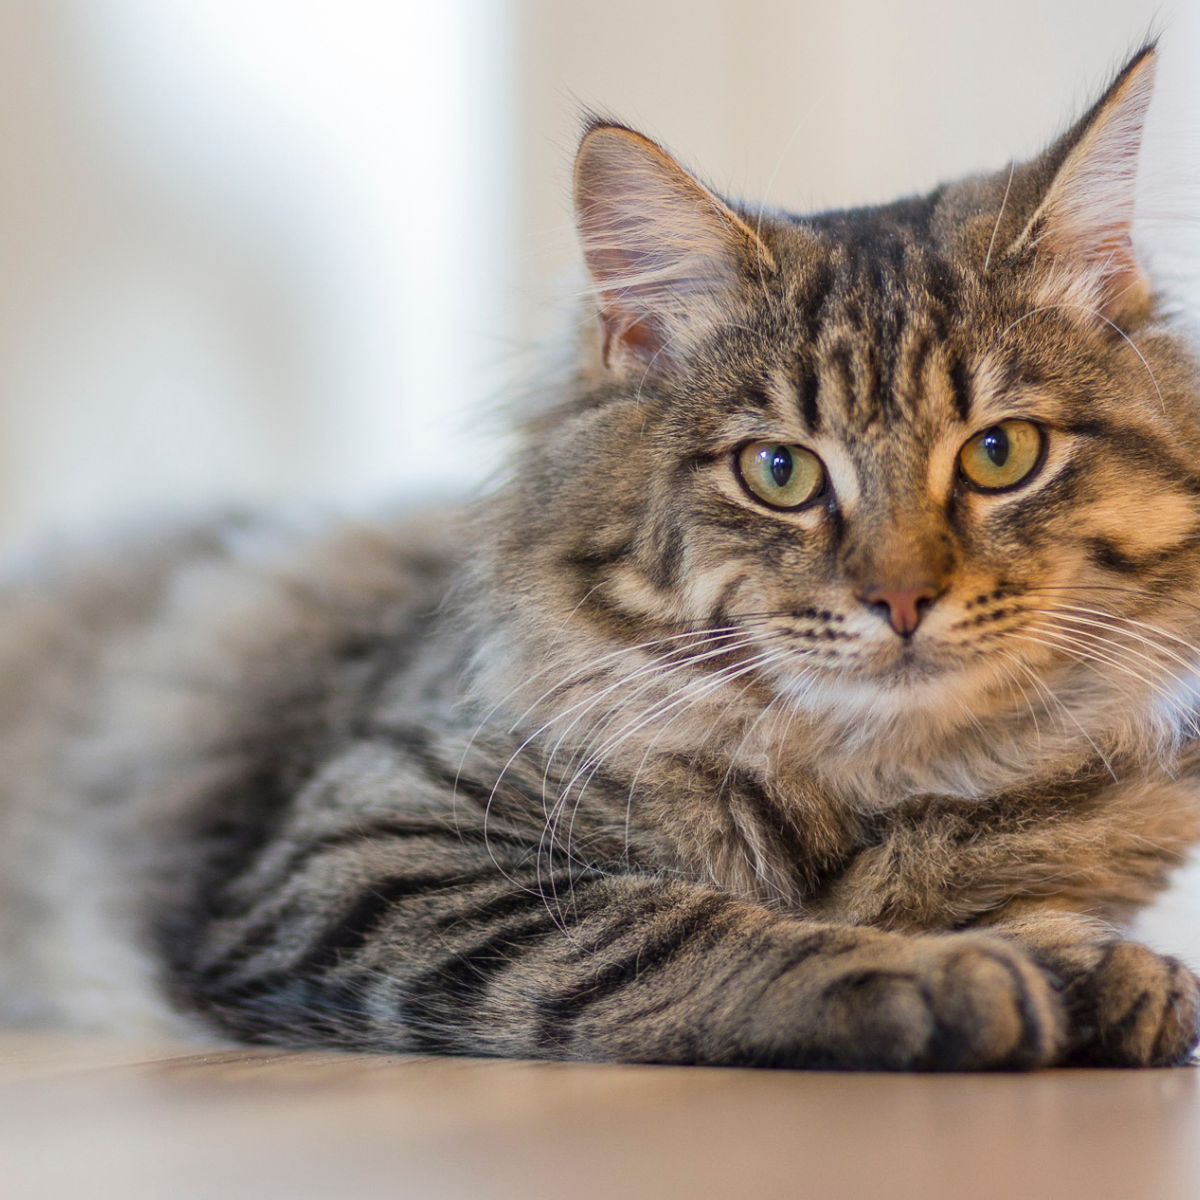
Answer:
[793,933,1064,1071]
[917,937,1065,1069]
[1070,942,1200,1067]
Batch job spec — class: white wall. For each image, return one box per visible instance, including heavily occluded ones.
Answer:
[0,0,514,545]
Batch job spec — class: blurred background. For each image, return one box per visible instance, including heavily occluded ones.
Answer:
[0,0,1198,948]
[0,0,1193,544]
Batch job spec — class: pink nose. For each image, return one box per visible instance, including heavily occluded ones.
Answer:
[862,584,940,637]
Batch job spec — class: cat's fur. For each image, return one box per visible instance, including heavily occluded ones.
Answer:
[1,44,1198,1069]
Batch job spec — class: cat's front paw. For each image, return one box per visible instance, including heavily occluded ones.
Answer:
[1064,941,1200,1067]
[758,931,1065,1071]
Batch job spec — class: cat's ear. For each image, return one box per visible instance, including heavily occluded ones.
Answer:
[1013,45,1156,324]
[573,122,775,372]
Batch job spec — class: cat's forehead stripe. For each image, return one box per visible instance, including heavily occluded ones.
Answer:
[948,359,973,423]
[776,233,976,433]
[794,361,821,432]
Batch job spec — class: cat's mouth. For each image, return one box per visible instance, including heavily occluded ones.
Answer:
[750,622,956,705]
[751,610,1025,713]
[846,637,955,688]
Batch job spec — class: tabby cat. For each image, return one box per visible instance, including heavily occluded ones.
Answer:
[1,43,1198,1070]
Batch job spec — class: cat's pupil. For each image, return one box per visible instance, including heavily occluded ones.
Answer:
[770,447,793,486]
[983,427,1009,466]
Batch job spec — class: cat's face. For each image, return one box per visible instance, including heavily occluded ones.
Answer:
[494,46,1200,771]
[636,219,1200,729]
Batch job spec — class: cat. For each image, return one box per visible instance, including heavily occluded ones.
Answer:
[0,41,1197,1070]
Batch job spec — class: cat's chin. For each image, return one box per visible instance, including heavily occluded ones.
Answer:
[766,643,1192,804]
[766,652,1079,795]
[780,660,998,735]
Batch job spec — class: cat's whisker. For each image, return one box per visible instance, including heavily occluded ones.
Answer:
[505,624,751,732]
[509,632,778,875]
[623,649,819,822]
[1031,608,1200,688]
[1023,619,1180,702]
[498,628,767,798]
[1012,618,1200,746]
[554,643,797,810]
[455,623,751,853]
[535,630,789,788]
[1025,591,1200,657]
[531,636,796,883]
[994,650,1046,746]
[992,299,1165,411]
[1002,631,1120,778]
[1004,649,1089,749]
[557,644,817,890]
[1041,614,1200,705]
[1033,616,1200,707]
[548,644,802,865]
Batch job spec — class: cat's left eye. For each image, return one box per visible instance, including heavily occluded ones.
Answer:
[735,442,826,509]
[958,420,1044,491]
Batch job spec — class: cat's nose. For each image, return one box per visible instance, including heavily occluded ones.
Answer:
[861,584,941,637]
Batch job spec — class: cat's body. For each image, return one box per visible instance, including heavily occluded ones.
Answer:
[2,45,1199,1068]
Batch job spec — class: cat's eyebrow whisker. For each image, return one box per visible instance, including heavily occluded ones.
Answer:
[992,299,1165,411]
[983,161,1016,274]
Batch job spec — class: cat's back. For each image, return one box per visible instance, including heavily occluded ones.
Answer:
[0,507,463,1034]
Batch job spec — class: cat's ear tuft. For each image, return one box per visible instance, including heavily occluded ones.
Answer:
[573,122,775,372]
[1018,45,1157,324]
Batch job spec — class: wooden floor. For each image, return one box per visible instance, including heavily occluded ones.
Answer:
[2,1031,1197,1200]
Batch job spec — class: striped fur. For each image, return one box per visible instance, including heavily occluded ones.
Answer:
[2,44,1199,1069]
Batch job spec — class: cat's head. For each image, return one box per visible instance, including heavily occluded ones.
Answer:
[486,45,1200,790]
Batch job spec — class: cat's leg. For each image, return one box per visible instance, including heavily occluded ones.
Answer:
[983,900,1200,1066]
[179,844,1065,1069]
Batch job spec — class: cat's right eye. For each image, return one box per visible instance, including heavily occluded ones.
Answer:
[735,442,826,509]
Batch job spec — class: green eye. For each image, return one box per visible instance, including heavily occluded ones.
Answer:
[736,442,825,509]
[959,420,1044,491]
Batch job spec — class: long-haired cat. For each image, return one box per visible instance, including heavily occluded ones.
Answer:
[0,43,1197,1070]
